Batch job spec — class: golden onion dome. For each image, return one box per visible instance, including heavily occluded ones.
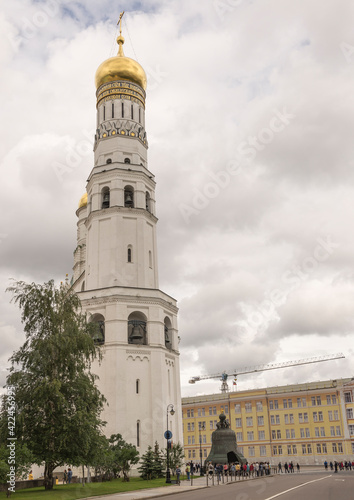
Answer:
[78,193,87,209]
[95,33,147,90]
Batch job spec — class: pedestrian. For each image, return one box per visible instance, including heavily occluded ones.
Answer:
[284,462,289,473]
[296,463,300,473]
[217,464,223,480]
[185,463,190,481]
[255,462,260,476]
[330,461,333,470]
[324,460,328,470]
[63,469,67,484]
[67,468,72,484]
[208,462,214,478]
[236,462,241,477]
[176,466,181,484]
[230,463,236,478]
[334,462,338,473]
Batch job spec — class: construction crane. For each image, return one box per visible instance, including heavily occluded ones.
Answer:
[189,353,345,393]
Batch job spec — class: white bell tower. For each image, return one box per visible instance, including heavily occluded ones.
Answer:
[72,18,182,456]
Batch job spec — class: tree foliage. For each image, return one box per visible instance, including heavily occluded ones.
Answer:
[163,442,184,475]
[108,434,139,482]
[5,279,106,489]
[138,442,164,480]
[0,443,34,483]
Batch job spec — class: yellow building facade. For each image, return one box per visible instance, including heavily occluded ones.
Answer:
[182,378,354,464]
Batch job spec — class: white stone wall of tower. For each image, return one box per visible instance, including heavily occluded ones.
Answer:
[72,72,183,464]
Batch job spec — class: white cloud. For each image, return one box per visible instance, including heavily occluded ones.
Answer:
[0,0,353,396]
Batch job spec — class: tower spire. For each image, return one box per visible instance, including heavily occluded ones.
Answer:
[117,11,125,57]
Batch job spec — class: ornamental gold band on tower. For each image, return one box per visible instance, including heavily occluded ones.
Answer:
[94,13,147,148]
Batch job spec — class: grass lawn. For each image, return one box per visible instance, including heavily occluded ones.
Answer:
[4,476,183,500]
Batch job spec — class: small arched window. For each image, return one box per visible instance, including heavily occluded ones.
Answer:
[124,186,134,208]
[128,311,147,345]
[90,313,105,345]
[101,187,110,209]
[164,317,172,349]
[124,158,131,164]
[145,192,151,212]
[127,246,132,263]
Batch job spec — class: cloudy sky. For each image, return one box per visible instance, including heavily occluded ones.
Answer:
[0,0,353,396]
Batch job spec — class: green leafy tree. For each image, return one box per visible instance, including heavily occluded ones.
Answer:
[5,279,106,490]
[86,433,113,481]
[0,443,34,484]
[108,434,139,481]
[163,442,184,475]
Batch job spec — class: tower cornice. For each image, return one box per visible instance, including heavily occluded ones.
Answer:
[85,206,158,226]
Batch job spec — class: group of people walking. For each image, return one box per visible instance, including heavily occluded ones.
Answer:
[205,461,272,478]
[278,462,300,473]
[324,460,353,472]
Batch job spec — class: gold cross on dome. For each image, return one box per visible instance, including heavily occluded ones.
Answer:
[117,11,125,35]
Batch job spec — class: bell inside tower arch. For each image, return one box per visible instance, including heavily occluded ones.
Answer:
[124,186,134,208]
[128,312,147,345]
[101,187,110,209]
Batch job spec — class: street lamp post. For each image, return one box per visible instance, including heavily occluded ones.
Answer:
[166,404,175,483]
[199,422,205,476]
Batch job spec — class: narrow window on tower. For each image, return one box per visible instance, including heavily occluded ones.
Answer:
[121,101,124,117]
[131,104,134,120]
[103,105,105,120]
[137,421,140,447]
[149,250,152,268]
[139,108,141,123]
[136,379,140,394]
[145,192,151,212]
[112,102,114,118]
[164,317,172,349]
[127,246,132,263]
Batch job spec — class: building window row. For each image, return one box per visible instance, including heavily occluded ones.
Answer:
[187,449,208,459]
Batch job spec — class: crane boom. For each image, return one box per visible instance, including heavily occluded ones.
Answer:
[189,353,345,392]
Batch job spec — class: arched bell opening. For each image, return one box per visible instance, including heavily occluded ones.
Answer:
[164,316,172,349]
[145,191,151,212]
[128,311,147,345]
[90,313,105,345]
[124,185,134,208]
[101,186,110,209]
